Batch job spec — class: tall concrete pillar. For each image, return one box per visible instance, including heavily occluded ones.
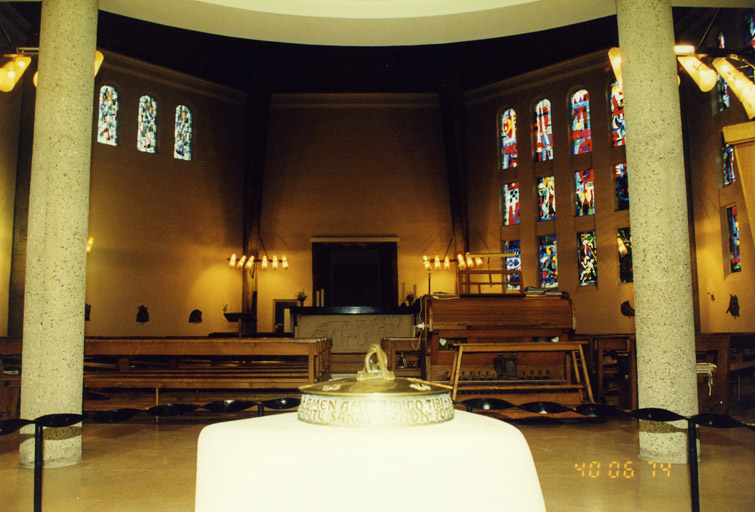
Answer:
[616,0,698,462]
[19,0,98,468]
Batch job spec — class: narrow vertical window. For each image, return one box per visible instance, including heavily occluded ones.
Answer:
[500,108,518,169]
[97,85,118,146]
[617,227,633,283]
[174,105,192,161]
[610,82,626,147]
[727,206,742,273]
[537,176,556,221]
[533,99,553,162]
[748,9,755,77]
[574,169,595,216]
[137,95,158,153]
[717,32,730,111]
[502,182,520,226]
[723,142,736,186]
[539,235,558,288]
[571,89,592,154]
[615,162,630,211]
[577,231,598,286]
[503,240,521,291]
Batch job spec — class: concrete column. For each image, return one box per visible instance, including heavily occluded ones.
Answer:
[616,0,698,462]
[19,0,98,468]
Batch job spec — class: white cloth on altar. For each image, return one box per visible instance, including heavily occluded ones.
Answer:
[195,410,545,511]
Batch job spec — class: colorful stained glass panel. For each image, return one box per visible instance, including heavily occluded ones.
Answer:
[502,182,520,226]
[723,143,736,186]
[500,108,518,170]
[533,99,553,162]
[537,176,556,221]
[574,169,595,216]
[97,85,118,146]
[137,95,158,153]
[174,105,192,161]
[571,89,592,154]
[610,82,626,147]
[577,231,598,286]
[539,235,558,288]
[503,240,521,291]
[615,163,629,211]
[618,227,633,284]
[727,206,742,273]
[717,32,730,111]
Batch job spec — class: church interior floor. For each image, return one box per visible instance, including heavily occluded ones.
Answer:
[1,380,753,512]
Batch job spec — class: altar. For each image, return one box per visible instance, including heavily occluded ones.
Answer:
[195,410,546,511]
[294,306,415,354]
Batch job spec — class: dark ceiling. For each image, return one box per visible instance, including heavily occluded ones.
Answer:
[7,3,712,94]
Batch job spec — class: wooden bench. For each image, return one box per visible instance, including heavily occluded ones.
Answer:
[0,336,332,416]
[448,341,594,404]
[696,333,755,414]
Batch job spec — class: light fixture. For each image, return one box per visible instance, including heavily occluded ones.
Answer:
[0,48,104,92]
[677,55,717,92]
[608,47,623,89]
[86,237,94,254]
[0,54,31,92]
[610,44,755,119]
[712,57,755,118]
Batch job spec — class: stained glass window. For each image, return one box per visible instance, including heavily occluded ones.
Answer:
[137,95,158,153]
[615,162,629,211]
[533,99,553,162]
[174,105,192,161]
[503,240,521,291]
[610,82,626,147]
[502,182,520,226]
[500,108,518,170]
[577,231,598,286]
[723,143,736,186]
[574,169,595,216]
[571,89,592,154]
[537,176,556,221]
[748,10,755,78]
[727,206,742,273]
[717,32,730,111]
[97,85,118,146]
[617,227,633,284]
[539,235,558,288]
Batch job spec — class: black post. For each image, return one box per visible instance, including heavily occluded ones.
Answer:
[687,420,700,512]
[34,423,43,512]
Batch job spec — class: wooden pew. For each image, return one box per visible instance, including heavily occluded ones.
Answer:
[696,333,755,414]
[0,336,332,417]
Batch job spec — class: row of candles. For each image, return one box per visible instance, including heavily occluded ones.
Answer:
[228,254,289,270]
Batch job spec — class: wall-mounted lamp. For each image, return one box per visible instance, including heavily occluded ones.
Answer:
[0,48,104,92]
[86,237,94,254]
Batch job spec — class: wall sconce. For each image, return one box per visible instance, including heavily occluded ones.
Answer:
[86,237,94,254]
[0,48,104,92]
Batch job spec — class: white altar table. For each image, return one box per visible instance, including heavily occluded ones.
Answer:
[195,410,545,511]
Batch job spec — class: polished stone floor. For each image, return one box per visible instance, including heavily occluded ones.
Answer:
[1,395,753,511]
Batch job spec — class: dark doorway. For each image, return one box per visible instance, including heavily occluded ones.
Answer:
[312,242,397,308]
